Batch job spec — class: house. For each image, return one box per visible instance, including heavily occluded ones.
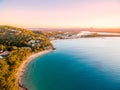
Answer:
[0,56,3,59]
[28,39,43,47]
[36,40,41,43]
[0,51,10,56]
[31,43,35,47]
[28,40,35,44]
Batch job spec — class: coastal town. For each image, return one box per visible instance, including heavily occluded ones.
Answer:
[39,30,120,40]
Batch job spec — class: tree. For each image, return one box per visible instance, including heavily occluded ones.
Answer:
[0,44,6,51]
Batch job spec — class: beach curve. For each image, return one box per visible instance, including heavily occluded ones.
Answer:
[16,50,53,90]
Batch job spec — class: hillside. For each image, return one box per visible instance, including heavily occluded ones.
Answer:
[0,25,53,51]
[0,25,53,90]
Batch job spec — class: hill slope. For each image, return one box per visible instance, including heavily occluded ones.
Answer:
[0,25,53,90]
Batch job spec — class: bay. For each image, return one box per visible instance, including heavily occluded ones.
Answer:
[22,37,120,90]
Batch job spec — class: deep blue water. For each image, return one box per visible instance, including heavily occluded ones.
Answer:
[22,37,120,90]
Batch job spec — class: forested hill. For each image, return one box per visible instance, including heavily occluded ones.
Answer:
[0,25,34,35]
[0,25,53,90]
[0,25,53,51]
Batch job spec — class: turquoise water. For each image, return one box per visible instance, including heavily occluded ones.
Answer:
[22,37,120,90]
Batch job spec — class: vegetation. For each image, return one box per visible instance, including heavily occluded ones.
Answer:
[0,25,53,49]
[0,25,53,90]
[0,48,31,90]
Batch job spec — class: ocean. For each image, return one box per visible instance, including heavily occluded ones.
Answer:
[22,37,120,90]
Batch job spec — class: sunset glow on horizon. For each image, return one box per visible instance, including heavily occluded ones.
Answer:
[0,0,120,28]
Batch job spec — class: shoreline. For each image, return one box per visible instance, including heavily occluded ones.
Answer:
[16,50,53,90]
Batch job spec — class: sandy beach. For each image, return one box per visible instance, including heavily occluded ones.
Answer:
[16,50,53,89]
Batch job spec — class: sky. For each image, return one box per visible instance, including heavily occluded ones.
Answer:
[0,0,120,28]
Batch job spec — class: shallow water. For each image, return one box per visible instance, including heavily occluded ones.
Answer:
[22,37,120,90]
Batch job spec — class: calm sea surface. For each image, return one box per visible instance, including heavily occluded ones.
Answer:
[22,37,120,90]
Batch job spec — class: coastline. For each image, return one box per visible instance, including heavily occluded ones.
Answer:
[16,50,53,90]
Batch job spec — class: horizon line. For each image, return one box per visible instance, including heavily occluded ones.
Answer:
[0,25,120,29]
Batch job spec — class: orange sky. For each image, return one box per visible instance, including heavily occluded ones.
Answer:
[0,0,120,28]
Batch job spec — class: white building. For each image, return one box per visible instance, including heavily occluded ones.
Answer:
[77,31,120,37]
[77,31,97,37]
[0,56,3,59]
[28,40,35,44]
